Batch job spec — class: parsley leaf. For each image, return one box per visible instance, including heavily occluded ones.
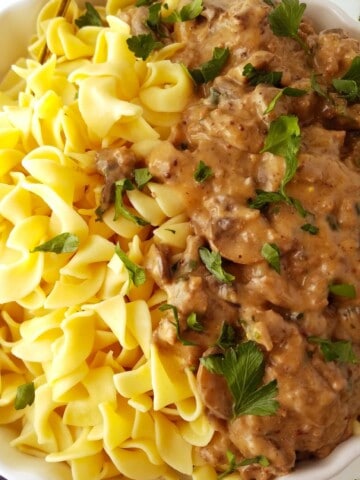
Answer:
[134,167,153,189]
[15,382,35,410]
[261,243,281,273]
[332,57,360,102]
[200,341,279,417]
[31,232,79,254]
[126,34,163,60]
[187,312,204,332]
[268,0,309,53]
[328,283,356,299]
[301,223,319,235]
[159,304,196,346]
[219,451,270,480]
[242,63,282,87]
[261,115,301,198]
[248,190,284,210]
[216,322,237,349]
[189,47,230,84]
[75,2,102,28]
[162,0,203,22]
[194,160,213,183]
[114,178,149,226]
[264,86,307,114]
[308,337,359,364]
[146,2,163,32]
[115,244,146,287]
[199,246,235,283]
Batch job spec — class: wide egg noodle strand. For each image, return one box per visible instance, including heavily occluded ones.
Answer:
[0,0,215,478]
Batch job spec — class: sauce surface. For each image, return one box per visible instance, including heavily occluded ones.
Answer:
[98,1,360,478]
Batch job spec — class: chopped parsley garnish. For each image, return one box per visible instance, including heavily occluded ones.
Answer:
[115,244,146,287]
[268,0,309,53]
[261,115,301,198]
[199,247,235,283]
[310,73,329,99]
[114,178,149,226]
[75,2,102,28]
[187,312,204,332]
[219,451,270,480]
[31,232,79,254]
[194,160,213,183]
[301,223,319,235]
[146,2,163,32]
[264,86,307,114]
[328,283,356,299]
[134,167,153,189]
[332,79,360,102]
[242,63,282,87]
[308,337,359,363]
[15,382,35,410]
[248,190,284,209]
[200,341,279,417]
[162,0,203,22]
[159,304,196,345]
[261,243,281,273]
[126,34,163,60]
[189,47,230,84]
[333,56,360,102]
[215,322,237,349]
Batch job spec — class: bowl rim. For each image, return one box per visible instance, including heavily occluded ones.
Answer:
[0,0,359,479]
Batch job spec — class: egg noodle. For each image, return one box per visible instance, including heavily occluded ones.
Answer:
[0,1,219,479]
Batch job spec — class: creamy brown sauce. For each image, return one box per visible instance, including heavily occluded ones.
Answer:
[97,1,360,478]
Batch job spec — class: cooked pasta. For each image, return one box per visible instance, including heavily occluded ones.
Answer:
[0,0,214,479]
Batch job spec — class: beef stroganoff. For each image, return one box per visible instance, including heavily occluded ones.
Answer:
[0,0,359,479]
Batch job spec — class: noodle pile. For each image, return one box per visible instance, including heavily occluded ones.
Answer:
[0,1,217,478]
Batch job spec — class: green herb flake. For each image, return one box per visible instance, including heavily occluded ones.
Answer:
[328,283,356,299]
[159,304,196,346]
[261,243,281,274]
[200,341,279,417]
[134,167,153,188]
[187,312,204,332]
[308,336,358,363]
[268,0,309,53]
[31,232,79,254]
[216,322,237,349]
[126,34,163,60]
[146,2,163,31]
[163,0,203,22]
[248,190,284,210]
[310,73,329,99]
[199,246,235,283]
[15,382,35,410]
[115,244,146,287]
[332,79,359,102]
[189,47,230,84]
[75,2,102,28]
[194,160,213,183]
[242,63,282,87]
[114,178,149,226]
[264,86,307,114]
[332,56,360,102]
[261,115,301,198]
[301,223,319,235]
[219,451,270,480]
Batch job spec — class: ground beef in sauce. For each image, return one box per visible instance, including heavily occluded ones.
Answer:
[96,1,360,478]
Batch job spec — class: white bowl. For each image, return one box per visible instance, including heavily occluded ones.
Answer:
[0,1,360,479]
